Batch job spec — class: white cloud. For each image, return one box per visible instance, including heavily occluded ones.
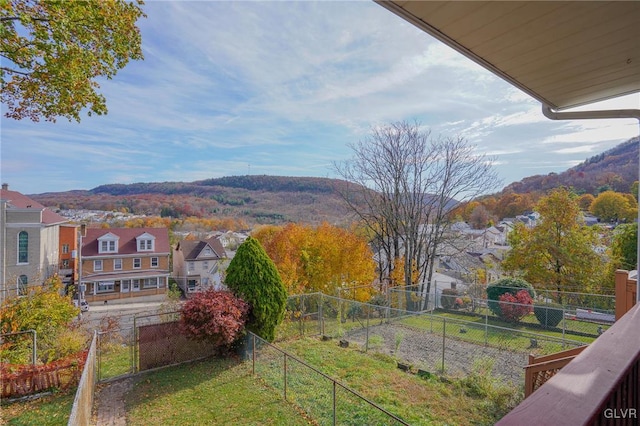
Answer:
[1,1,637,195]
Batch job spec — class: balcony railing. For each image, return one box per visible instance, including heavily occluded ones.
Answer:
[524,345,587,397]
[497,302,639,425]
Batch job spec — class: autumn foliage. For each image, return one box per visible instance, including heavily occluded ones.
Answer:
[180,289,249,348]
[253,222,376,300]
[498,290,533,323]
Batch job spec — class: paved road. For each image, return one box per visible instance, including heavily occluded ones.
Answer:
[79,300,181,331]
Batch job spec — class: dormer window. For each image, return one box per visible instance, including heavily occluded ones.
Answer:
[136,232,155,252]
[98,233,119,254]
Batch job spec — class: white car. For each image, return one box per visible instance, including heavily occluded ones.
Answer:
[74,299,90,312]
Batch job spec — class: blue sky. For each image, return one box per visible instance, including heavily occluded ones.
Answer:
[2,1,639,195]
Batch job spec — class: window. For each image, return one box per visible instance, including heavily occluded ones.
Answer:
[151,257,158,268]
[132,280,140,291]
[142,278,157,289]
[114,258,122,270]
[187,279,198,292]
[94,260,103,272]
[97,281,114,293]
[203,261,209,270]
[18,275,28,296]
[137,238,154,251]
[121,280,130,292]
[62,244,70,254]
[62,259,69,268]
[133,258,141,269]
[99,240,117,253]
[204,247,212,255]
[18,231,28,264]
[188,262,195,272]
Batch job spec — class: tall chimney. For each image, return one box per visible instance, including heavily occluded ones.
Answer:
[1,183,8,190]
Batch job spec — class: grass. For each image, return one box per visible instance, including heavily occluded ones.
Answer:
[273,336,520,425]
[1,389,75,426]
[99,343,133,380]
[125,356,312,426]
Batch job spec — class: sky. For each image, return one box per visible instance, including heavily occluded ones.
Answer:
[2,1,639,196]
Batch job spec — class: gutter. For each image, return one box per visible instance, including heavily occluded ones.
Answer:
[542,104,640,302]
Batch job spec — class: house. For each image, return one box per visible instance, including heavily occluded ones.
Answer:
[0,184,69,300]
[80,227,171,303]
[59,223,80,295]
[173,236,227,296]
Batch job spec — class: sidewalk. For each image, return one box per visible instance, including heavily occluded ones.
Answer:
[87,301,165,313]
[95,377,134,426]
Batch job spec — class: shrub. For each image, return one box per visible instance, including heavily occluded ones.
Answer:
[498,290,533,323]
[440,288,459,309]
[224,237,287,342]
[534,303,564,327]
[180,289,249,348]
[487,277,535,319]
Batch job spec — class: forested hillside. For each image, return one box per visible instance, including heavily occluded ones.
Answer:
[30,137,639,228]
[504,136,638,195]
[32,176,358,227]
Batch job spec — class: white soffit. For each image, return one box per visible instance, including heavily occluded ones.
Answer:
[376,1,640,110]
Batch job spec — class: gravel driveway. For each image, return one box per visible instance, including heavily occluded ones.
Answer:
[344,322,528,385]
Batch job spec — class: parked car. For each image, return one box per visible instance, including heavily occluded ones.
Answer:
[74,299,90,312]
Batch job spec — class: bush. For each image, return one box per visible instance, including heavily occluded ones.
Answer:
[180,289,249,348]
[487,277,535,319]
[498,290,533,323]
[534,303,564,327]
[440,288,459,309]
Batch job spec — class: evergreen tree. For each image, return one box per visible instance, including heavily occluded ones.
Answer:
[225,237,287,341]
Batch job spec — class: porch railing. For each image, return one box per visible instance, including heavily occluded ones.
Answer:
[524,345,587,397]
[497,303,640,425]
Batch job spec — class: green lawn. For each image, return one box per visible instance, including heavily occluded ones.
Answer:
[1,389,75,426]
[125,357,312,426]
[270,336,520,425]
[99,343,133,380]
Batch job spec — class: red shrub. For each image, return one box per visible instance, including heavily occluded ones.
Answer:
[180,289,249,348]
[498,289,533,323]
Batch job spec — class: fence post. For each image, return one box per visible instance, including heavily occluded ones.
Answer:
[365,308,370,352]
[484,311,488,346]
[562,307,566,349]
[441,318,446,373]
[319,293,324,336]
[252,333,256,375]
[333,381,337,426]
[283,353,288,401]
[31,329,37,365]
[133,316,138,373]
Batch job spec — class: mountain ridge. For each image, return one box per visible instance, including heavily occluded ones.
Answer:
[30,137,639,226]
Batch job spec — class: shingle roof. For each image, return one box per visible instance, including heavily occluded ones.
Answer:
[82,227,170,257]
[177,236,226,261]
[0,188,67,225]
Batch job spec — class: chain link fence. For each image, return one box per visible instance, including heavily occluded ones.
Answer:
[285,293,589,386]
[389,284,614,338]
[247,332,409,425]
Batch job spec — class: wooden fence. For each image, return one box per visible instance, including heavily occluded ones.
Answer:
[1,350,88,398]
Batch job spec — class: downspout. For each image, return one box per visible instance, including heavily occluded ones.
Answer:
[542,104,640,302]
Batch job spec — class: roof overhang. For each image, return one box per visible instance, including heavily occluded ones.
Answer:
[376,1,640,110]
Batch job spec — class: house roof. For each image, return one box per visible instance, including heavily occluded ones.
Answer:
[177,236,226,261]
[82,227,170,257]
[0,187,67,225]
[376,1,640,110]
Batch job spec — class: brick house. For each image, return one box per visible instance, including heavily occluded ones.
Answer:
[80,227,170,303]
